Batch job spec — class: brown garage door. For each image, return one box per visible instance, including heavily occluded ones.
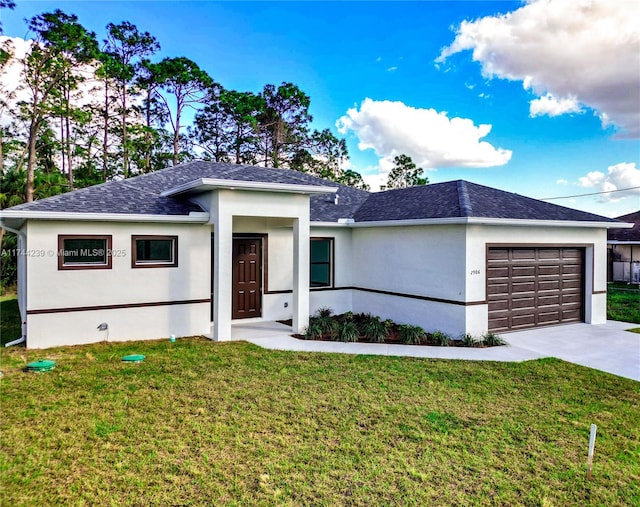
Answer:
[487,247,584,332]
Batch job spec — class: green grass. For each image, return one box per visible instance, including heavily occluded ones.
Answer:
[1,338,638,506]
[0,295,21,346]
[607,285,640,323]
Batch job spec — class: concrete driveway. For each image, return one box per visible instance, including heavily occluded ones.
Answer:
[504,320,640,381]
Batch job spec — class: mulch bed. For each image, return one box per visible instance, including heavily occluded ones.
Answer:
[277,319,498,347]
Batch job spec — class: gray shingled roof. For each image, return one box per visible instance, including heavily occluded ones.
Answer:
[7,161,367,220]
[608,211,640,241]
[353,180,620,223]
[3,161,618,224]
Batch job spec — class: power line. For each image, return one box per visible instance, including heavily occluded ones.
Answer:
[541,185,640,201]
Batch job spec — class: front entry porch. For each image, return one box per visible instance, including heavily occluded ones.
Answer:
[203,319,294,341]
[192,186,336,342]
[233,319,294,340]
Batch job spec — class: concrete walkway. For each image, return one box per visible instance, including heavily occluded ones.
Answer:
[235,320,640,381]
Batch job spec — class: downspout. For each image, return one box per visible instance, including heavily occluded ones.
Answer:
[1,222,27,346]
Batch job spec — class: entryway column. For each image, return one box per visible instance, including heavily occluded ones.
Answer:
[213,209,233,341]
[292,216,310,333]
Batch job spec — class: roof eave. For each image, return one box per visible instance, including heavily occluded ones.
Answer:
[465,217,629,228]
[310,220,354,227]
[349,217,627,228]
[0,210,210,223]
[161,178,338,197]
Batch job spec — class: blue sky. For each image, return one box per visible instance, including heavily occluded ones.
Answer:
[2,1,639,217]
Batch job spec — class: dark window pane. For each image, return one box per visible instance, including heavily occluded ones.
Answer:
[310,238,332,287]
[310,264,330,287]
[136,239,174,263]
[310,240,330,263]
[63,238,107,265]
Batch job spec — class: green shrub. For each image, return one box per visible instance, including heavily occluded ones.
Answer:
[432,331,451,347]
[460,333,480,347]
[399,324,425,345]
[319,317,339,340]
[482,331,506,346]
[304,320,323,340]
[360,315,388,343]
[317,307,333,318]
[338,321,360,342]
[340,311,354,322]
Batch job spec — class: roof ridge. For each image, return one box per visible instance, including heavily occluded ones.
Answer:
[456,180,473,217]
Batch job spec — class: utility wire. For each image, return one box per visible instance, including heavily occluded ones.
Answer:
[541,185,640,201]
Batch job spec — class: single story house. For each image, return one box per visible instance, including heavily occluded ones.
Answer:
[607,211,640,283]
[0,161,627,349]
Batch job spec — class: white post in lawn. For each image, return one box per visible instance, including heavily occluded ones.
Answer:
[587,423,597,480]
[213,206,233,342]
[292,215,310,334]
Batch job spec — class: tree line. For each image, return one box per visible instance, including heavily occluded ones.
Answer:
[0,5,373,209]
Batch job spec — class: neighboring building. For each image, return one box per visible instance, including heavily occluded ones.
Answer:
[608,211,640,283]
[0,161,627,349]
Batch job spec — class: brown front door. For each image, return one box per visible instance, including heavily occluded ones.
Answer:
[232,237,262,319]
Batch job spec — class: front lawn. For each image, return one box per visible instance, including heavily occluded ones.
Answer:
[1,338,638,506]
[607,284,640,323]
[0,295,21,346]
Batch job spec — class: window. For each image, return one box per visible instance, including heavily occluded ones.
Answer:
[310,238,333,288]
[132,235,178,268]
[58,235,112,270]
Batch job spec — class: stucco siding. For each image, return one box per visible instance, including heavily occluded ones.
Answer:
[351,225,467,301]
[24,220,211,348]
[352,290,467,336]
[27,303,209,349]
[310,289,353,316]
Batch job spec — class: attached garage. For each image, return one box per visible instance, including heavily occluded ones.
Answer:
[487,247,584,332]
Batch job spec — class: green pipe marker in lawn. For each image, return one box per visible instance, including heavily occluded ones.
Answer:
[25,359,56,372]
[121,354,145,363]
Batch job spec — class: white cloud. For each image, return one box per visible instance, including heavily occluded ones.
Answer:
[530,94,583,117]
[336,98,512,177]
[578,162,640,202]
[362,172,386,192]
[556,178,568,185]
[437,0,640,137]
[387,66,398,72]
